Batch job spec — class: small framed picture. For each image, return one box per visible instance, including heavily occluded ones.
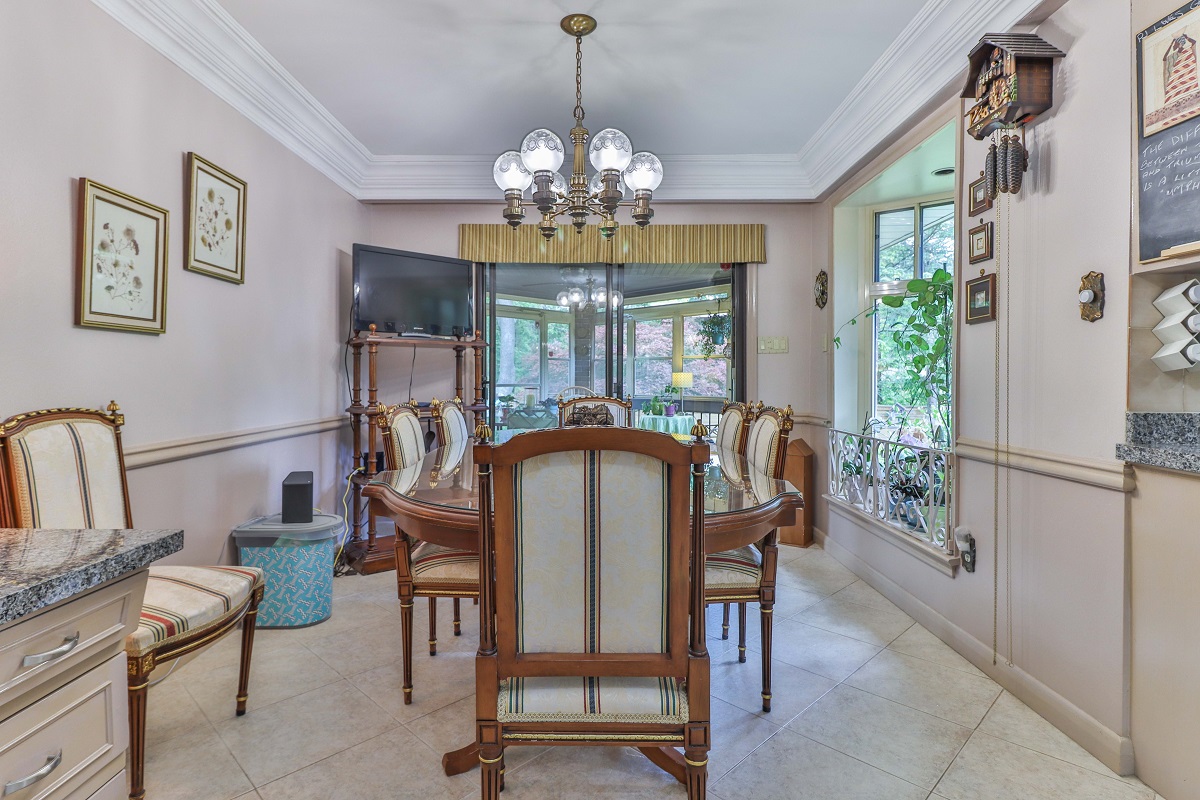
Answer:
[965,272,997,324]
[186,152,247,283]
[76,179,168,334]
[968,221,993,264]
[968,174,992,216]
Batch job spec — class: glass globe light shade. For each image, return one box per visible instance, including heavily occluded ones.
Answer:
[623,152,664,192]
[566,286,586,305]
[588,128,633,172]
[593,288,607,305]
[588,171,626,196]
[550,171,568,195]
[493,150,533,192]
[610,289,623,308]
[556,291,570,307]
[520,129,565,173]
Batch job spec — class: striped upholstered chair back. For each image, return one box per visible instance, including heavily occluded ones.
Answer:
[716,401,751,454]
[431,397,470,449]
[477,428,708,698]
[744,403,794,479]
[378,401,426,470]
[0,405,131,528]
[557,395,633,427]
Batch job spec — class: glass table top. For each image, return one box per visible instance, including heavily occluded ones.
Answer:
[368,438,800,517]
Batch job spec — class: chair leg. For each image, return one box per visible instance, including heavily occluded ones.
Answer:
[453,597,462,636]
[236,588,263,716]
[760,602,774,712]
[480,747,504,800]
[400,600,414,705]
[126,654,153,800]
[429,597,438,656]
[738,603,748,664]
[720,603,730,640]
[684,749,708,799]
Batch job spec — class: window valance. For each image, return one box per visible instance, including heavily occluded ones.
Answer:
[458,223,765,264]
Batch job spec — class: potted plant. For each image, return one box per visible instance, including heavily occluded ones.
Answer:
[661,382,682,416]
[697,313,732,359]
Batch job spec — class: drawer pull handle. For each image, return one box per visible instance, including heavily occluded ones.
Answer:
[20,632,80,668]
[4,750,62,795]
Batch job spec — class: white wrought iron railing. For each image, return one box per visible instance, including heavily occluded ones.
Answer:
[827,429,953,552]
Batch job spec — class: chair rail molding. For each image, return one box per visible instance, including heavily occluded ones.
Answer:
[125,416,346,469]
[955,437,1135,493]
[92,0,1051,202]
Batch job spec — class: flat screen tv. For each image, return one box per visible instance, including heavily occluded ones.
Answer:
[352,245,473,336]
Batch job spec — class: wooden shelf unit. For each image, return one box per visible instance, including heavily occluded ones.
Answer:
[344,329,488,574]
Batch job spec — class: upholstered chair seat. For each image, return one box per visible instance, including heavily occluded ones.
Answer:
[497,676,689,724]
[126,565,265,655]
[410,542,479,585]
[704,545,763,591]
[0,404,264,800]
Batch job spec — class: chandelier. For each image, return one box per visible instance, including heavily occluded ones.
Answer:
[555,268,622,311]
[492,14,663,241]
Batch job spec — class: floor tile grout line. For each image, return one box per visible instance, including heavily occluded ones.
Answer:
[785,727,935,794]
[883,641,992,679]
[965,729,1155,795]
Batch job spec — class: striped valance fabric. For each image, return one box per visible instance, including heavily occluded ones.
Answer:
[459,223,766,264]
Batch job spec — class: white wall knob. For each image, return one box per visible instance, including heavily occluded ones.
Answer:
[1079,289,1095,304]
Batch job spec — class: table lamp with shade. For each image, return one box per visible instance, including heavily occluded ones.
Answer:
[671,371,693,414]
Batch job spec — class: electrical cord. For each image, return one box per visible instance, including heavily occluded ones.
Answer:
[333,467,362,577]
[407,346,417,403]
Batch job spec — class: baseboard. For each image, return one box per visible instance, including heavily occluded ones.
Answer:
[820,533,1136,776]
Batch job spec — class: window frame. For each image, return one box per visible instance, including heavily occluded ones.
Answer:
[493,297,575,402]
[622,289,731,400]
[859,194,955,432]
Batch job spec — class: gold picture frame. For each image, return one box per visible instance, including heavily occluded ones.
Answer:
[185,152,247,283]
[968,174,992,216]
[76,178,168,334]
[968,221,994,264]
[965,272,997,325]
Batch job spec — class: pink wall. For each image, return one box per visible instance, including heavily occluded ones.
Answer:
[0,0,369,561]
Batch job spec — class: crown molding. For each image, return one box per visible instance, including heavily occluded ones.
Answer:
[94,0,1047,203]
[800,0,1050,197]
[91,0,370,195]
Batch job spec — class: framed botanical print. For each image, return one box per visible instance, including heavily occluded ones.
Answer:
[76,179,168,334]
[965,272,997,324]
[186,152,247,283]
[968,174,992,216]
[968,221,994,264]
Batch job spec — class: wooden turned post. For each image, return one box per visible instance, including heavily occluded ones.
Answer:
[350,337,363,543]
[366,326,379,552]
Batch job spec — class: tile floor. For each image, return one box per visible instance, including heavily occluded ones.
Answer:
[145,545,1165,800]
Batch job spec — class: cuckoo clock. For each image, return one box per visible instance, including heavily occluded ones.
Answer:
[962,33,1064,140]
[962,33,1064,198]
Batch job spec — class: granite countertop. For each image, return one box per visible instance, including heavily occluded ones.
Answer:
[1116,413,1200,475]
[0,529,183,625]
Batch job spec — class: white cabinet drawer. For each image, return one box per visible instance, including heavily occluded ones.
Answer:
[0,576,143,710]
[72,769,124,800]
[0,653,127,800]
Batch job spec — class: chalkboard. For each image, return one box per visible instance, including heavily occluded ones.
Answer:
[1137,1,1200,262]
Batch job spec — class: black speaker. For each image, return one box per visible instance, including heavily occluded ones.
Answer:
[282,471,313,524]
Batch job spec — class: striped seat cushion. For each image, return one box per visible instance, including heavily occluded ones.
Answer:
[126,565,264,656]
[411,542,478,585]
[497,676,688,724]
[705,546,763,590]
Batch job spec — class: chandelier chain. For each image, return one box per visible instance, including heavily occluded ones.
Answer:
[573,35,585,122]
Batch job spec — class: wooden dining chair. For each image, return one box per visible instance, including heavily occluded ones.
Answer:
[384,396,479,692]
[474,427,711,799]
[378,400,426,470]
[715,401,752,455]
[556,394,633,427]
[704,403,792,712]
[0,404,264,800]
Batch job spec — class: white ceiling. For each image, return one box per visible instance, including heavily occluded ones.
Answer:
[841,122,957,208]
[215,0,925,156]
[93,0,1054,200]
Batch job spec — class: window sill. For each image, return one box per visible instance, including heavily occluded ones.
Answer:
[823,494,960,577]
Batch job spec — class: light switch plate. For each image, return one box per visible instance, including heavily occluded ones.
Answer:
[757,336,789,354]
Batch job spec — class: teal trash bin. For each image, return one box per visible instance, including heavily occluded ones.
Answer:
[232,513,342,628]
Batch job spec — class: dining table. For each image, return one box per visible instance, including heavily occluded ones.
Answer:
[363,432,804,778]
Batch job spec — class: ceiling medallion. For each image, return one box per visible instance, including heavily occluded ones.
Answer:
[492,14,663,240]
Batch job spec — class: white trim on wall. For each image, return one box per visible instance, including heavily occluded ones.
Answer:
[955,438,1135,493]
[816,530,1136,776]
[125,416,346,469]
[92,0,1053,202]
